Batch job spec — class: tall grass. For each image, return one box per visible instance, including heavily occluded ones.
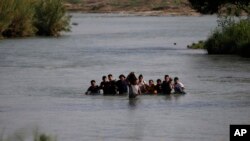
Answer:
[0,0,15,38]
[34,0,70,36]
[0,0,70,38]
[2,0,37,37]
[205,17,250,57]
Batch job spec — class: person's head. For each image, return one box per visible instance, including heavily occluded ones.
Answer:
[139,74,143,81]
[102,76,107,81]
[119,74,125,81]
[164,75,170,81]
[108,74,113,81]
[90,80,96,86]
[174,77,179,83]
[157,79,162,84]
[127,72,137,85]
[169,77,173,83]
[149,80,154,85]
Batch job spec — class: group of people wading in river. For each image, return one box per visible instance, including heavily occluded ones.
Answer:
[85,72,185,98]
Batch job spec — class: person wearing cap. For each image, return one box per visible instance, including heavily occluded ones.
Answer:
[116,74,128,95]
[85,80,100,95]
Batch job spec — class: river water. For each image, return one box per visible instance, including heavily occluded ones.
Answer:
[0,14,250,141]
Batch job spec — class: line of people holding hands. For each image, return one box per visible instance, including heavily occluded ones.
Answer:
[85,72,185,97]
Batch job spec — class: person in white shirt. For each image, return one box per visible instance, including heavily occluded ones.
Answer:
[173,77,185,94]
[127,72,141,98]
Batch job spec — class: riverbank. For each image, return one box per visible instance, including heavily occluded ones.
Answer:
[64,0,200,16]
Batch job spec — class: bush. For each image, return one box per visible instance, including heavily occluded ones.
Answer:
[0,0,15,38]
[0,0,70,38]
[2,0,37,37]
[205,18,250,57]
[187,40,205,49]
[34,0,71,36]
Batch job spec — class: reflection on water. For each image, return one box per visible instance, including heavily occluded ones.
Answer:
[128,98,139,109]
[0,14,250,141]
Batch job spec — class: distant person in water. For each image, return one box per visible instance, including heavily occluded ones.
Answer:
[174,77,185,94]
[155,79,162,94]
[138,74,147,94]
[162,75,172,94]
[116,74,128,95]
[100,76,109,95]
[85,80,100,95]
[146,79,157,94]
[107,74,117,95]
[127,72,141,98]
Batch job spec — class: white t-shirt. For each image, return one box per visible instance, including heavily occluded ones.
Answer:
[129,85,140,95]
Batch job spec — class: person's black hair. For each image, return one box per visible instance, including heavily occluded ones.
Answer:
[139,74,143,78]
[157,79,161,83]
[91,80,96,83]
[174,77,179,81]
[108,74,112,77]
[102,76,106,80]
[165,75,169,78]
[127,72,137,85]
[119,74,125,79]
[149,79,154,83]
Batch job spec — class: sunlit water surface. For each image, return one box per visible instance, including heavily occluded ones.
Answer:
[0,14,250,141]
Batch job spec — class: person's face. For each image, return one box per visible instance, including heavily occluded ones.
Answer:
[136,79,139,84]
[149,80,153,85]
[103,77,107,82]
[165,77,169,81]
[108,76,112,81]
[157,81,161,84]
[139,76,143,81]
[120,76,125,81]
[91,82,96,86]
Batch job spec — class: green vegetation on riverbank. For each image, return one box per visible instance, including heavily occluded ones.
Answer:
[187,18,250,57]
[0,0,70,38]
[205,18,250,57]
[187,40,205,49]
[188,0,250,57]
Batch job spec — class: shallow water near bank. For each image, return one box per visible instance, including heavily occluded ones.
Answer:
[0,14,250,141]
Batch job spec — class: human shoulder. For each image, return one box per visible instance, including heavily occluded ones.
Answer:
[178,82,184,88]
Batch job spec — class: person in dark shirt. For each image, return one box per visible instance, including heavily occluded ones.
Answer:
[161,75,173,94]
[116,74,128,95]
[85,80,100,95]
[155,79,162,94]
[100,76,109,95]
[107,74,117,95]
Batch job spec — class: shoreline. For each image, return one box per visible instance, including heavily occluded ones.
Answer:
[67,10,202,16]
[64,1,201,17]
